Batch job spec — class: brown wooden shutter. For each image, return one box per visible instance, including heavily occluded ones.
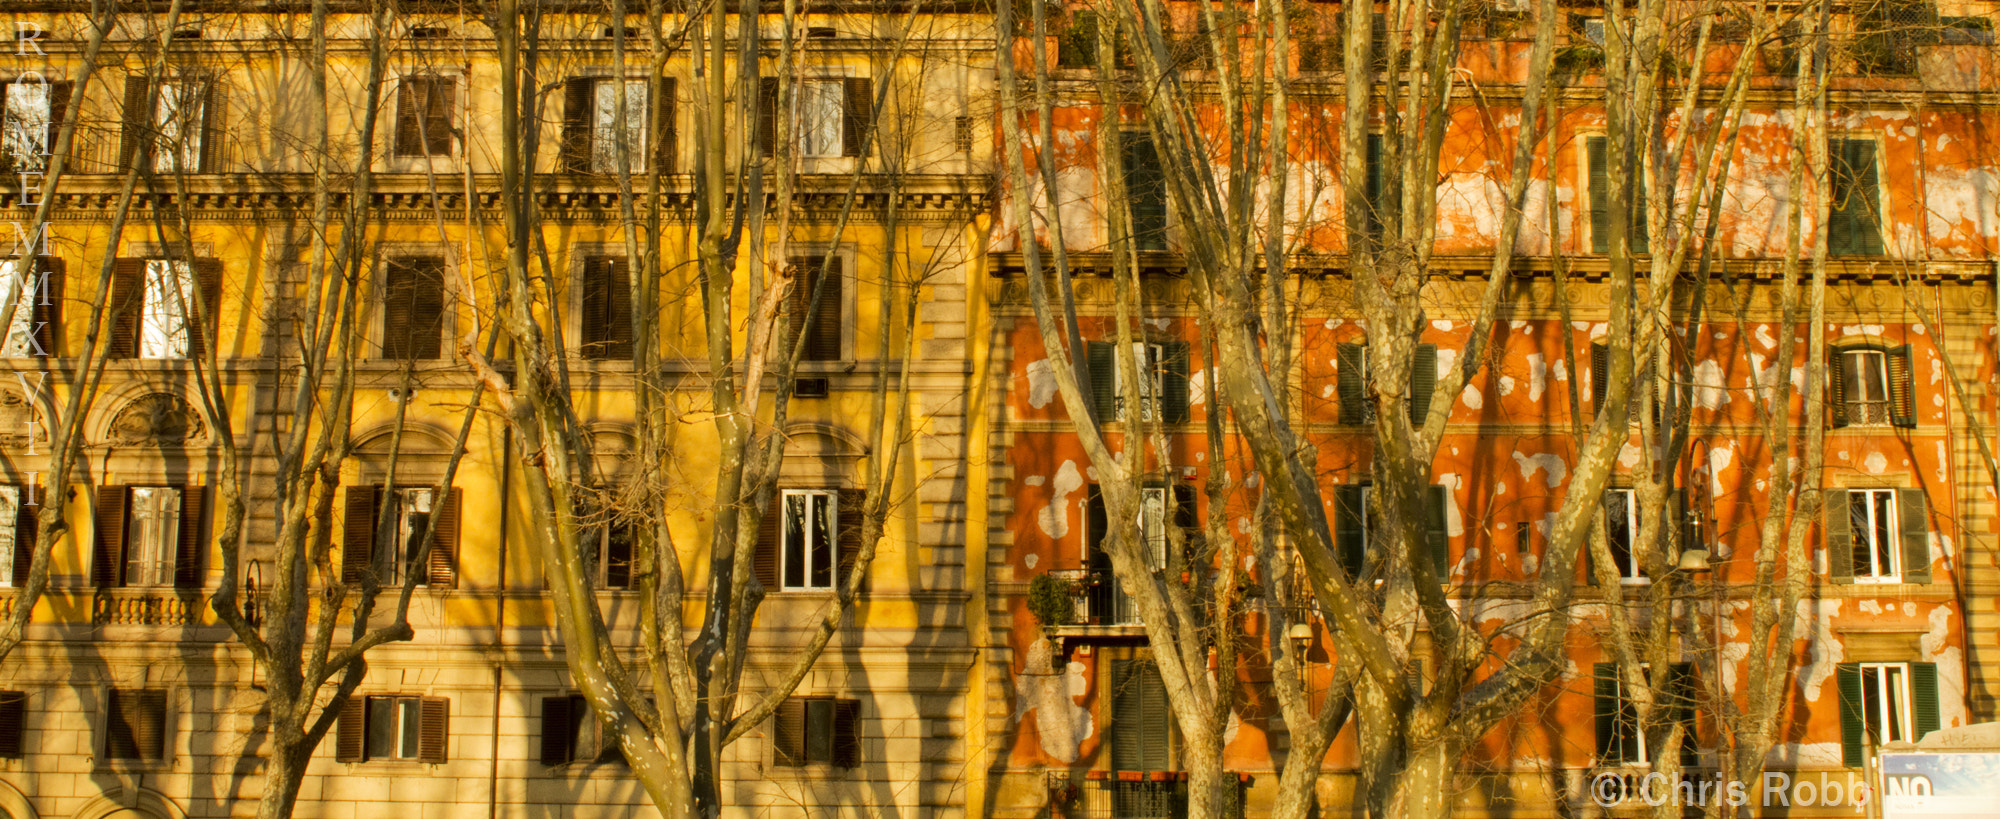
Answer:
[120,76,150,168]
[173,485,206,590]
[1825,489,1854,582]
[561,77,595,172]
[187,259,222,360]
[427,487,460,589]
[418,697,449,762]
[383,257,445,360]
[200,78,225,172]
[790,257,842,362]
[540,696,575,765]
[393,77,422,156]
[31,256,62,357]
[139,689,166,759]
[0,691,24,758]
[1898,488,1932,583]
[108,259,145,359]
[758,77,779,157]
[772,697,805,766]
[841,78,872,158]
[754,500,781,590]
[604,520,634,589]
[832,699,861,768]
[45,82,70,165]
[580,257,632,360]
[341,486,380,584]
[335,696,365,762]
[425,78,456,156]
[109,689,166,760]
[836,488,868,593]
[654,77,677,173]
[92,486,129,587]
[13,486,36,588]
[1887,345,1916,428]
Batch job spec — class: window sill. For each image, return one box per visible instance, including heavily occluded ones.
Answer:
[341,760,442,771]
[765,764,856,780]
[95,757,176,772]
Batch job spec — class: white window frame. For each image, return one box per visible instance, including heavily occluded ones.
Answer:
[0,486,18,587]
[139,259,195,360]
[1842,349,1892,426]
[591,79,649,174]
[1114,342,1166,422]
[1138,486,1168,572]
[0,259,47,358]
[792,80,844,159]
[152,79,205,173]
[1605,488,1648,584]
[781,489,838,591]
[364,694,424,761]
[390,488,435,586]
[1359,484,1373,559]
[2,80,52,172]
[1858,662,1913,745]
[1609,664,1654,765]
[1849,488,1901,583]
[385,71,466,168]
[123,486,182,588]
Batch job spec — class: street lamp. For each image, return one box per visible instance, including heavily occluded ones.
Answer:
[1679,439,1715,575]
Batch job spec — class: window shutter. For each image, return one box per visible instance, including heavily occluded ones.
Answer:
[1172,484,1199,555]
[1059,11,1099,67]
[418,697,449,763]
[45,82,71,166]
[1362,133,1385,241]
[753,500,781,590]
[836,488,868,593]
[13,486,36,587]
[1085,485,1109,569]
[1335,484,1366,576]
[92,486,129,587]
[1897,488,1930,583]
[841,77,872,158]
[427,487,461,589]
[1589,342,1609,415]
[1838,663,1864,767]
[108,259,145,359]
[31,257,61,356]
[183,259,222,360]
[1912,662,1941,742]
[1409,343,1438,423]
[1337,342,1366,425]
[805,257,842,362]
[393,77,423,156]
[120,76,150,168]
[1668,662,1698,764]
[757,77,779,157]
[1593,663,1621,763]
[578,256,635,360]
[1085,341,1116,423]
[335,696,365,762]
[1886,345,1916,427]
[1829,348,1851,427]
[1160,341,1192,424]
[560,77,595,172]
[0,691,23,758]
[105,689,136,759]
[773,697,805,766]
[1588,136,1610,254]
[540,696,575,766]
[342,486,380,585]
[832,699,861,768]
[1830,140,1884,256]
[603,520,634,589]
[200,78,225,172]
[424,78,455,156]
[1426,485,1450,580]
[384,257,445,360]
[1823,489,1855,581]
[174,485,206,589]
[1122,132,1168,251]
[604,257,634,359]
[654,77,677,173]
[1110,661,1170,771]
[135,689,166,760]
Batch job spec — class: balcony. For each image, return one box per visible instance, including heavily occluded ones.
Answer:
[1043,568,1146,641]
[92,590,203,626]
[1047,771,1245,819]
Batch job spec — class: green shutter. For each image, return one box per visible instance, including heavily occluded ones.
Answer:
[1886,345,1916,428]
[1912,662,1940,742]
[1122,132,1168,252]
[1830,348,1851,428]
[1335,484,1367,577]
[1426,485,1450,580]
[1594,663,1621,764]
[1898,489,1931,583]
[1590,342,1610,415]
[1630,161,1650,255]
[1364,134,1386,240]
[1825,489,1854,582]
[1588,137,1610,254]
[1409,343,1438,423]
[1086,341,1115,423]
[1086,485,1109,569]
[1111,660,1171,771]
[1337,343,1367,426]
[1838,663,1865,768]
[1830,140,1885,256]
[1668,662,1699,764]
[1160,341,1191,424]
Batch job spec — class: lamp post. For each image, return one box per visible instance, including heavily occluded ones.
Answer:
[1679,439,1714,575]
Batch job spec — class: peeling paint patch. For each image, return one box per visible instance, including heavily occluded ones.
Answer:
[1025,476,1046,487]
[1512,452,1568,488]
[1024,553,1039,569]
[1189,369,1209,406]
[1841,324,1886,337]
[1432,320,1455,332]
[1619,443,1642,468]
[1755,324,1776,349]
[1462,385,1484,409]
[1499,376,1517,396]
[1795,599,1844,702]
[1527,354,1549,402]
[1036,461,1085,539]
[1324,318,1345,330]
[1692,360,1731,409]
[1438,473,1466,537]
[1027,359,1059,409]
[1863,452,1888,474]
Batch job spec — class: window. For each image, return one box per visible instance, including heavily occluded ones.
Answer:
[772,696,860,768]
[1587,136,1650,254]
[1941,16,1995,44]
[560,78,675,174]
[1083,485,1190,625]
[1593,664,1695,766]
[339,485,460,588]
[1831,345,1913,427]
[105,688,167,761]
[1363,133,1387,240]
[1335,342,1438,426]
[0,485,32,588]
[579,257,633,360]
[1828,139,1885,255]
[1854,0,1933,76]
[335,694,449,763]
[1335,483,1450,580]
[0,258,59,358]
[109,258,216,360]
[0,691,24,758]
[152,80,206,173]
[140,260,195,359]
[1582,17,1607,46]
[786,256,843,362]
[123,487,182,588]
[0,78,68,173]
[1058,11,1099,68]
[1838,662,1938,766]
[393,75,455,157]
[1121,131,1168,251]
[579,490,635,590]
[1084,340,1191,424]
[540,695,624,766]
[1108,660,1171,771]
[757,78,873,159]
[1826,488,1929,584]
[1602,489,1646,583]
[781,489,838,590]
[119,77,216,172]
[91,486,205,590]
[381,257,446,360]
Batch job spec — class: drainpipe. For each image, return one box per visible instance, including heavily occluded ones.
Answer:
[489,430,512,819]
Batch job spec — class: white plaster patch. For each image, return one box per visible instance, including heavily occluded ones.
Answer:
[1189,369,1209,406]
[1794,599,1844,702]
[1589,322,1608,342]
[1863,452,1889,474]
[1026,475,1046,486]
[1692,360,1731,409]
[1859,599,1883,615]
[1432,320,1455,332]
[1842,324,1886,337]
[1619,443,1642,468]
[1499,376,1517,396]
[1754,324,1776,349]
[1512,452,1568,488]
[1930,357,1944,385]
[1322,384,1336,399]
[1324,318,1344,330]
[1024,553,1039,569]
[1437,474,1465,537]
[1435,348,1458,384]
[1937,442,1951,485]
[1026,359,1060,409]
[1036,461,1085,539]
[1706,446,1734,497]
[1527,354,1549,402]
[1923,606,1970,728]
[1461,385,1483,409]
